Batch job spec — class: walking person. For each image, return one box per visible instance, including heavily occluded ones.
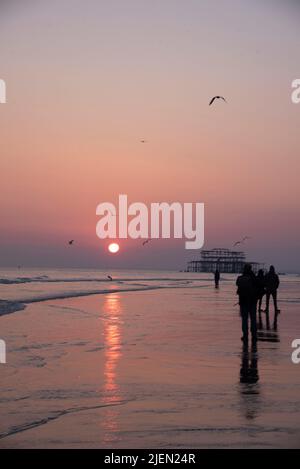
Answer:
[236,264,258,343]
[214,268,220,288]
[256,269,266,313]
[264,265,280,321]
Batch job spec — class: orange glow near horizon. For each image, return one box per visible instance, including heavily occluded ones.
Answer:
[1,2,300,270]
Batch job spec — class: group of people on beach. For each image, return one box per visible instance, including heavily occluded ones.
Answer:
[214,264,280,343]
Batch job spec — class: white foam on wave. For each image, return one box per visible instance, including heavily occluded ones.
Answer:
[0,276,214,285]
[0,282,209,316]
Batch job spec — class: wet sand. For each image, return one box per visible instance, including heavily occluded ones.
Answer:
[1,281,300,448]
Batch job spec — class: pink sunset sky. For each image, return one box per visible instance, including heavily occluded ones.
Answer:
[0,0,299,271]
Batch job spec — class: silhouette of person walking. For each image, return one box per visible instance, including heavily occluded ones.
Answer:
[214,269,220,288]
[256,269,266,313]
[236,264,258,343]
[264,265,280,321]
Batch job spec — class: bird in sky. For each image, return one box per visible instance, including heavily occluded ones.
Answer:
[209,96,227,106]
[68,240,74,245]
[233,241,242,247]
[142,239,151,246]
[107,275,113,281]
[233,236,251,247]
[140,139,147,143]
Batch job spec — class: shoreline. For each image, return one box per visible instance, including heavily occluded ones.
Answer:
[0,285,299,448]
[0,283,211,317]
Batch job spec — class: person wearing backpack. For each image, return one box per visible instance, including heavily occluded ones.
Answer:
[236,264,258,343]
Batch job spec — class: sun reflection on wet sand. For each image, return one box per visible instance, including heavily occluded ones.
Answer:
[102,293,123,444]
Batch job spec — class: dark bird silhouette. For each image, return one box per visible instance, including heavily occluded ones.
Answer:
[142,239,151,246]
[140,139,147,143]
[107,275,113,281]
[233,241,242,247]
[233,236,251,247]
[68,240,74,245]
[209,96,227,106]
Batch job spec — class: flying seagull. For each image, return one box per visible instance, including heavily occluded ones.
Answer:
[68,240,74,245]
[209,96,227,106]
[142,239,151,246]
[233,241,242,247]
[233,236,251,247]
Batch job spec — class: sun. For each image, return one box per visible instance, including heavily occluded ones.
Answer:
[108,242,120,254]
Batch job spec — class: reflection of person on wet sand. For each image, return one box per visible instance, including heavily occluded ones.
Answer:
[257,315,280,342]
[240,343,259,384]
[239,343,260,420]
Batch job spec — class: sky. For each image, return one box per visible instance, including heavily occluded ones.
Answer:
[0,0,299,271]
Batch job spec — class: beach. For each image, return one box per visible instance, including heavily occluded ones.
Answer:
[0,269,300,448]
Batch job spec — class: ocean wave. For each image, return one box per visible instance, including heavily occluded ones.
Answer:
[0,276,49,284]
[0,283,209,317]
[0,300,26,316]
[0,400,132,441]
[0,276,213,285]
